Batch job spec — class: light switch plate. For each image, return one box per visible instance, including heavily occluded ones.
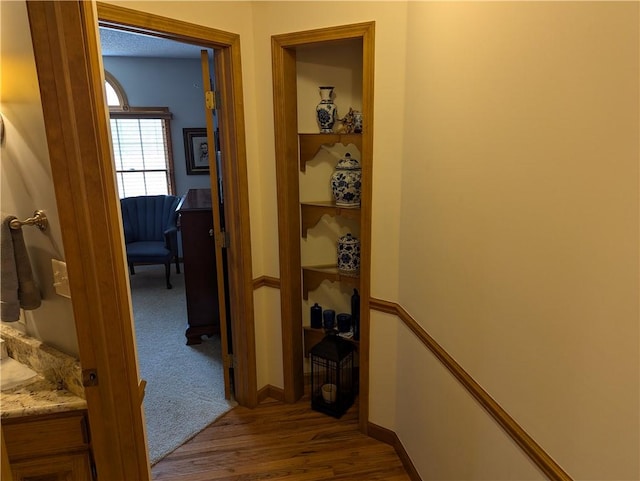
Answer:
[51,258,71,299]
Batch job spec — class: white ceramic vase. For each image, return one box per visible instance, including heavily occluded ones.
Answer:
[316,86,337,133]
[330,153,361,207]
[337,233,360,274]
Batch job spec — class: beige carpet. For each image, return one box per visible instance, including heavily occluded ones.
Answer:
[128,264,236,465]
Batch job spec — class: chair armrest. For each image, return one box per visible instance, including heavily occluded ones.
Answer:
[164,227,178,252]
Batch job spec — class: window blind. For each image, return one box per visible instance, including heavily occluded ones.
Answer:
[110,118,171,199]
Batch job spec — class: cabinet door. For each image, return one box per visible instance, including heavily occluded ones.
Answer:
[11,452,93,481]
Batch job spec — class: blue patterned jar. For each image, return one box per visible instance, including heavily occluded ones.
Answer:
[330,153,361,207]
[316,86,337,133]
[337,233,360,274]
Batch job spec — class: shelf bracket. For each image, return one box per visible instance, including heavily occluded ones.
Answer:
[301,202,360,237]
[298,133,362,172]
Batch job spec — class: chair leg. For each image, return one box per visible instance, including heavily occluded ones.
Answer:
[165,262,172,289]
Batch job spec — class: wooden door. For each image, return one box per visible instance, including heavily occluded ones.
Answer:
[200,50,233,399]
[27,2,151,479]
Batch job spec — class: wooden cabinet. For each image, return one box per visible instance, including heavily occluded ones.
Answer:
[272,23,375,410]
[177,188,220,345]
[3,410,94,481]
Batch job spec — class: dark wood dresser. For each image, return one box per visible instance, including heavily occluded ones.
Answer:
[177,188,220,344]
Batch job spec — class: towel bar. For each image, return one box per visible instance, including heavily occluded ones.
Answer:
[9,210,48,231]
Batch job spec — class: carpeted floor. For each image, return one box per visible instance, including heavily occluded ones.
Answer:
[128,264,236,465]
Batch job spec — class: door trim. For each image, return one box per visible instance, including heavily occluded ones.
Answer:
[97,4,258,407]
[27,1,257,479]
[96,3,258,408]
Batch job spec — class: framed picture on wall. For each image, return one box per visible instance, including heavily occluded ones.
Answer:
[183,128,210,175]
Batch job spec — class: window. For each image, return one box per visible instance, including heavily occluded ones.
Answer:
[105,71,175,198]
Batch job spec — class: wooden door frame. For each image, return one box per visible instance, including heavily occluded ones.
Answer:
[271,22,375,432]
[26,2,256,479]
[95,1,257,406]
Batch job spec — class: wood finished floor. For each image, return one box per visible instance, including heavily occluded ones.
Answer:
[151,398,410,481]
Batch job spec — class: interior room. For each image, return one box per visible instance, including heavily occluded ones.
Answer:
[1,1,638,480]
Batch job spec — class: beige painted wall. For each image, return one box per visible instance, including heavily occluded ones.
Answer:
[0,1,79,357]
[397,2,639,479]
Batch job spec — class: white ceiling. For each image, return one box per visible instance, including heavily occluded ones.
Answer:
[99,27,204,59]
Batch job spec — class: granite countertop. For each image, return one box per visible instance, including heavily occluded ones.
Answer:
[1,376,87,419]
[1,324,87,419]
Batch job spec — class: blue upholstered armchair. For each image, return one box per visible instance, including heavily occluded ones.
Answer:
[120,195,181,289]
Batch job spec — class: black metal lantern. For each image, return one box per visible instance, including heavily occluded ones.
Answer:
[310,332,356,418]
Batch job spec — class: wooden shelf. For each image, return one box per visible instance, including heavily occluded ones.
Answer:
[303,326,360,357]
[301,201,360,237]
[299,133,362,171]
[302,264,359,300]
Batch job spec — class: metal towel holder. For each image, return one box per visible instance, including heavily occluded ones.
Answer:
[9,210,48,231]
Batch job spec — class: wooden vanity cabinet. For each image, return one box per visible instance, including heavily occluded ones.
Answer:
[177,188,221,345]
[2,409,94,480]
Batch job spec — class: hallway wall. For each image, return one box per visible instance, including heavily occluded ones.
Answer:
[0,1,79,356]
[397,2,639,479]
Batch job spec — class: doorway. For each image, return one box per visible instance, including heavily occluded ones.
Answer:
[98,27,233,464]
[95,3,258,404]
[26,2,257,478]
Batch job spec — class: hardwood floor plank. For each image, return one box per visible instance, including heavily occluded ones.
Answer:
[152,398,410,481]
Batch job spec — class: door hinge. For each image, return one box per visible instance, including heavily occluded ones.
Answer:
[205,90,219,110]
[225,354,237,369]
[216,230,230,249]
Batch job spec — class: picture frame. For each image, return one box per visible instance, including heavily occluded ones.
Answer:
[183,128,210,175]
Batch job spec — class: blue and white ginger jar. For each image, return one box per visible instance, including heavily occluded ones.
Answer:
[337,233,360,274]
[316,86,337,133]
[330,153,361,207]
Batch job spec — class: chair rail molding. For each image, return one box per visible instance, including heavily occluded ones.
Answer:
[369,298,573,481]
[244,274,572,480]
[252,275,281,290]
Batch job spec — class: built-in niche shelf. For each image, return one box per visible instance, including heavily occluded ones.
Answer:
[302,264,359,300]
[273,21,374,408]
[299,133,362,171]
[301,201,360,237]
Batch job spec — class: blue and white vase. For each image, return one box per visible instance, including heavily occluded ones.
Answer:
[337,233,360,274]
[316,86,337,133]
[353,111,363,133]
[330,153,361,207]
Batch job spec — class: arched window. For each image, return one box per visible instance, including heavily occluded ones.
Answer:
[105,71,175,198]
[105,71,129,109]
